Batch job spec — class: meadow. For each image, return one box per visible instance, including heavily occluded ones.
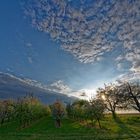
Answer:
[0,114,140,140]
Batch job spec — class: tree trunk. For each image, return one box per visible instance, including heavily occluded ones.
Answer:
[91,119,95,127]
[55,119,61,128]
[1,118,4,125]
[97,119,101,129]
[131,94,140,112]
[112,111,116,119]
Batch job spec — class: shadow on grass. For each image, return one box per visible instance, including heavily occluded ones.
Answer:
[114,117,139,139]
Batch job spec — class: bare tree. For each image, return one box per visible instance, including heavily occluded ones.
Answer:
[97,84,126,118]
[122,82,140,112]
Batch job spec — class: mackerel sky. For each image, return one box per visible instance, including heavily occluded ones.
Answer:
[0,0,140,98]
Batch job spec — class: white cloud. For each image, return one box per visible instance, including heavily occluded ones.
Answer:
[46,81,97,99]
[47,80,72,94]
[6,68,13,73]
[22,0,140,73]
[26,43,32,47]
[71,88,97,100]
[117,72,140,82]
[117,63,124,71]
[124,49,140,72]
[39,79,97,99]
[27,57,33,63]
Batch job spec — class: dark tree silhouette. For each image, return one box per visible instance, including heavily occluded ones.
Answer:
[121,82,140,112]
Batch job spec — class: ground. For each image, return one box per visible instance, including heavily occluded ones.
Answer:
[0,114,140,140]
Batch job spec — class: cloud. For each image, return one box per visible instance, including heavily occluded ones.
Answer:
[116,47,140,73]
[117,63,125,71]
[70,88,97,100]
[22,0,140,71]
[16,32,35,64]
[6,68,13,73]
[46,80,97,99]
[125,50,140,72]
[44,80,97,99]
[27,57,33,63]
[117,71,140,82]
[47,80,72,94]
[26,42,32,47]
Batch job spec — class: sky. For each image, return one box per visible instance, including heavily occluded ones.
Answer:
[0,0,140,99]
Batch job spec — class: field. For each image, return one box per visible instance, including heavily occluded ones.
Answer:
[0,114,140,140]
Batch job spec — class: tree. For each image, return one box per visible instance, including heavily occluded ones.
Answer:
[15,95,50,128]
[66,103,73,119]
[86,98,106,128]
[52,100,65,128]
[0,100,15,125]
[97,84,126,118]
[72,100,88,121]
[121,82,140,112]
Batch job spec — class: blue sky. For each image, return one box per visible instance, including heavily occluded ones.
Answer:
[0,0,140,98]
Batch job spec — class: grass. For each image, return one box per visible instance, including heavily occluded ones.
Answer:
[0,114,140,140]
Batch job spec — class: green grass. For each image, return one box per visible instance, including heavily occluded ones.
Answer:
[0,114,140,140]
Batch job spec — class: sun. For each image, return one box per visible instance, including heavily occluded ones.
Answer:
[101,95,106,100]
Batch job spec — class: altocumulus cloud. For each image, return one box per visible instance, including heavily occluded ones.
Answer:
[22,0,140,71]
